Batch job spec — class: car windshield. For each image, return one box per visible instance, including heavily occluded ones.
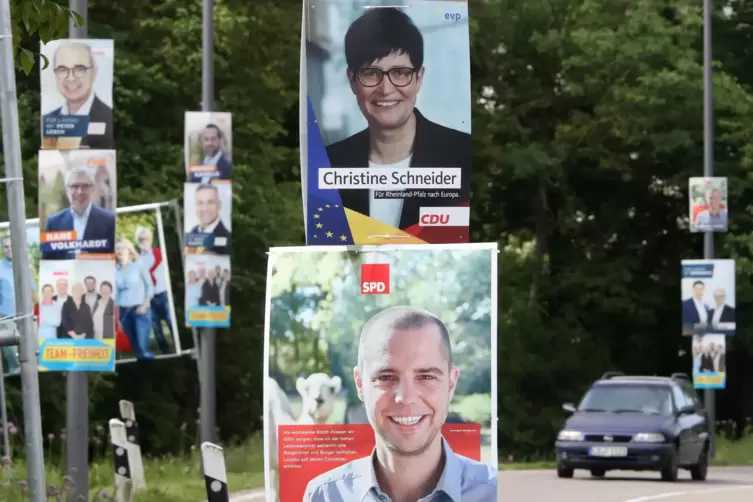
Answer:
[578,384,673,415]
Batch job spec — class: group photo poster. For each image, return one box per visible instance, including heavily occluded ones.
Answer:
[183,182,232,256]
[681,259,736,336]
[38,256,117,372]
[40,38,114,151]
[184,254,231,328]
[263,243,498,502]
[692,334,726,389]
[303,0,472,246]
[114,208,182,361]
[0,223,40,377]
[184,111,233,183]
[38,149,117,260]
[689,177,728,233]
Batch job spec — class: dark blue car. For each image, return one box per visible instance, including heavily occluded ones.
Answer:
[554,372,710,481]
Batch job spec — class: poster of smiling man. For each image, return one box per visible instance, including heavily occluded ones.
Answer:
[681,259,736,336]
[302,0,472,245]
[689,177,728,232]
[40,39,114,151]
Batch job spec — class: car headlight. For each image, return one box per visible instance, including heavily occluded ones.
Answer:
[557,430,585,441]
[632,432,666,443]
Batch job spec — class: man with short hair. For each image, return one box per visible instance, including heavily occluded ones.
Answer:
[186,184,231,255]
[710,287,735,327]
[304,306,497,502]
[83,275,100,310]
[189,124,232,182]
[135,226,172,354]
[682,280,710,334]
[694,188,728,230]
[42,166,116,260]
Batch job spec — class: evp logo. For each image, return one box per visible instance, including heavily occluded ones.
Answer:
[434,7,463,22]
[361,263,390,295]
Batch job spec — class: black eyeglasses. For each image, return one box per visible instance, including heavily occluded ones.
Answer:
[53,65,92,79]
[355,67,417,88]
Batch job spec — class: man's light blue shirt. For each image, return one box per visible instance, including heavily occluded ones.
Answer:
[186,282,202,308]
[72,203,93,239]
[0,258,36,318]
[138,249,167,295]
[115,261,154,308]
[303,438,497,502]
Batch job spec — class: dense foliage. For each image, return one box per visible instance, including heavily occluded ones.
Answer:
[1,0,753,461]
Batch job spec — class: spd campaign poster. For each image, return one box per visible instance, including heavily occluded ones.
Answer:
[689,177,728,233]
[38,149,117,260]
[184,112,233,183]
[38,256,117,372]
[302,0,472,245]
[40,39,115,151]
[262,243,498,502]
[681,259,735,336]
[692,334,727,389]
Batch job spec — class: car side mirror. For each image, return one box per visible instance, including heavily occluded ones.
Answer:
[678,405,695,416]
[562,403,576,414]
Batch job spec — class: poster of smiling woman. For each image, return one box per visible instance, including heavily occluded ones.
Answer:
[302,0,472,245]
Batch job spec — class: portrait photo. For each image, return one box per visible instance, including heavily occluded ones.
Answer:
[40,38,114,151]
[681,259,736,336]
[185,253,231,328]
[183,182,232,256]
[263,243,497,502]
[38,256,117,372]
[304,0,472,244]
[689,177,728,233]
[38,149,117,260]
[115,209,182,361]
[0,223,40,378]
[184,111,233,183]
[691,334,726,390]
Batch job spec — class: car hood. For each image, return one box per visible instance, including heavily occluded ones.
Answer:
[566,412,670,433]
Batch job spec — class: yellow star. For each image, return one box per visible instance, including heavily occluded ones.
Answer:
[326,204,331,208]
[340,235,347,241]
[326,231,333,238]
[316,223,323,229]
[318,207,324,212]
[313,214,320,219]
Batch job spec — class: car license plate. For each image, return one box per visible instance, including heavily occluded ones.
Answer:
[589,446,628,457]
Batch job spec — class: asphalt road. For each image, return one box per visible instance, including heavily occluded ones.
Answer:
[227,467,753,501]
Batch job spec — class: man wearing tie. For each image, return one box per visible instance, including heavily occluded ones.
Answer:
[682,280,710,335]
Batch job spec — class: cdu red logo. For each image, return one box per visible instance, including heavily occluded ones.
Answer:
[361,264,390,295]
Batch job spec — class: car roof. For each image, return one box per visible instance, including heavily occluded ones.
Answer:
[592,373,691,387]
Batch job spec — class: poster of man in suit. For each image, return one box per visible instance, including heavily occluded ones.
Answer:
[184,254,231,328]
[38,150,117,260]
[691,334,726,390]
[183,183,232,256]
[688,177,728,233]
[184,112,233,183]
[681,259,735,336]
[302,0,472,245]
[40,39,114,151]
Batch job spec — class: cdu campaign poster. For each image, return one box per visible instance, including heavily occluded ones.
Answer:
[184,112,233,184]
[302,0,472,246]
[38,149,117,260]
[681,259,736,336]
[691,334,726,389]
[262,243,498,502]
[40,39,115,151]
[689,177,728,233]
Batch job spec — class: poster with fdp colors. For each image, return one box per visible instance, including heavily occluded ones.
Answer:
[38,149,117,260]
[184,112,233,183]
[303,0,472,246]
[692,334,727,389]
[681,259,736,336]
[263,243,498,502]
[38,256,117,372]
[184,254,231,328]
[40,39,115,151]
[689,177,728,233]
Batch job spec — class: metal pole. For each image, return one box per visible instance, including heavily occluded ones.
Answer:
[0,0,47,497]
[702,0,716,460]
[200,0,217,448]
[0,344,10,460]
[66,1,90,498]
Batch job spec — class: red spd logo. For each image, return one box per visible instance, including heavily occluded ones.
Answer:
[361,264,390,295]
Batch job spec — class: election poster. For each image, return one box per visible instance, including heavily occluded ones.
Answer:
[185,254,231,328]
[689,177,728,233]
[263,243,498,502]
[184,112,233,183]
[692,334,727,389]
[38,256,116,372]
[114,207,182,361]
[40,39,115,151]
[303,1,472,245]
[681,259,736,336]
[0,223,40,377]
[38,149,117,260]
[183,183,232,256]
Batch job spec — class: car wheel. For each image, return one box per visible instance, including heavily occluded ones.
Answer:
[590,469,605,478]
[690,443,709,481]
[661,445,679,482]
[557,465,574,478]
